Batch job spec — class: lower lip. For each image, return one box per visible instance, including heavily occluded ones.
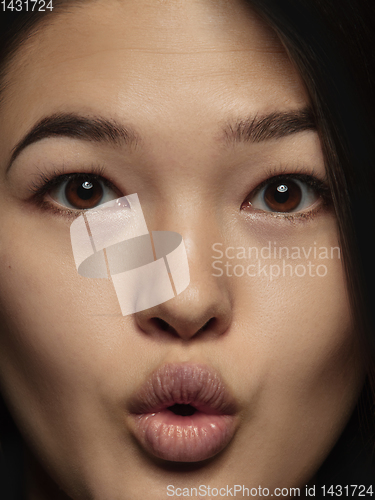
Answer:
[131,409,236,462]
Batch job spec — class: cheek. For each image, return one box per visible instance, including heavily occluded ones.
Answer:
[209,221,364,486]
[0,213,126,419]
[221,248,360,398]
[0,214,145,482]
[221,212,359,376]
[253,263,358,393]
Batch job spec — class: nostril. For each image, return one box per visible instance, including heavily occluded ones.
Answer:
[152,318,169,330]
[167,404,196,416]
[151,318,177,335]
[199,318,215,332]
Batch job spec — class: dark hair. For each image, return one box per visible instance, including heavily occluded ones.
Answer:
[246,0,375,363]
[241,1,375,482]
[0,0,374,496]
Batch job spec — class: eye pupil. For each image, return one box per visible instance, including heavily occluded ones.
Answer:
[274,184,289,203]
[66,178,103,208]
[77,181,95,201]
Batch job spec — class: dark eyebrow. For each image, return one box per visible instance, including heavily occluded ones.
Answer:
[6,113,140,174]
[223,107,316,143]
[6,108,316,174]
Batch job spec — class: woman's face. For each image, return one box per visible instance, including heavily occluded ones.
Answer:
[0,0,365,498]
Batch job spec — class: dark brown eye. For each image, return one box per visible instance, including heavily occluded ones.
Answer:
[64,178,104,209]
[48,175,119,210]
[243,177,320,213]
[263,180,302,212]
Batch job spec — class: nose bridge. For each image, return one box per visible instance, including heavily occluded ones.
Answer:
[133,199,232,341]
[144,195,222,282]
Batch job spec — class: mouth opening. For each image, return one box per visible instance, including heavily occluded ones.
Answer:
[167,404,196,416]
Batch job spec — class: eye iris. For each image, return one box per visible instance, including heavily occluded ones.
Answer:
[65,178,103,209]
[264,180,302,212]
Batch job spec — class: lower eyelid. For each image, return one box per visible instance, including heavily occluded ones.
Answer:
[242,204,332,228]
[242,197,329,224]
[30,198,85,220]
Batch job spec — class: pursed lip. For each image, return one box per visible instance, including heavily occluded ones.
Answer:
[127,363,238,462]
[128,363,238,415]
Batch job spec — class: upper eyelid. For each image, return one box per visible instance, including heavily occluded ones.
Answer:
[251,173,330,196]
[29,169,118,197]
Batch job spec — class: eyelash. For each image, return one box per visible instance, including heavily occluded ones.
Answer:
[257,165,328,189]
[28,166,331,219]
[30,165,106,194]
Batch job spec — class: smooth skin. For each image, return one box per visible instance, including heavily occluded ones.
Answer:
[0,0,365,498]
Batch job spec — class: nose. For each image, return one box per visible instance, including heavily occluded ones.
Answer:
[134,238,232,341]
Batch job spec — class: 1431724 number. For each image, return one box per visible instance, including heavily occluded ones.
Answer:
[1,1,53,11]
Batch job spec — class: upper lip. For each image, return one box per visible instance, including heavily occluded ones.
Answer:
[128,363,238,416]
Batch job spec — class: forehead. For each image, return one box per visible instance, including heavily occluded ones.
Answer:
[0,0,309,144]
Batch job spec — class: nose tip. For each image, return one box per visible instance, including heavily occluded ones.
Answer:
[134,280,232,341]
